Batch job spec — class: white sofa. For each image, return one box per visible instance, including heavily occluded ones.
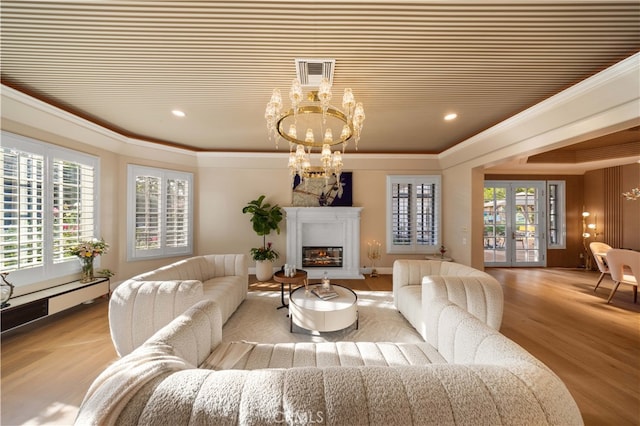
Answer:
[77,298,583,425]
[109,254,247,356]
[393,259,504,338]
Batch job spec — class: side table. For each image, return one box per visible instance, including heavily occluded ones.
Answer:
[272,270,307,312]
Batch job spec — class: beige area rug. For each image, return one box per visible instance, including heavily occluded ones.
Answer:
[222,290,423,343]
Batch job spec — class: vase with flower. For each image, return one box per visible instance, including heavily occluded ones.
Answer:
[68,239,109,283]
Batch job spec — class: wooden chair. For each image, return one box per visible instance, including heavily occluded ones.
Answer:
[589,241,612,291]
[605,249,639,304]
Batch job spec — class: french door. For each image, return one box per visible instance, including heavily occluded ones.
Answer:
[484,181,547,267]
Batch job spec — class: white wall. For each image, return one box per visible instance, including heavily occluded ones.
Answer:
[195,154,439,273]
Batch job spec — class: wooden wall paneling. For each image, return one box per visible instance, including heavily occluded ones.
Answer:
[604,166,623,248]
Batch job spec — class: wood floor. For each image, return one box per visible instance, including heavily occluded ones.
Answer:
[1,268,638,425]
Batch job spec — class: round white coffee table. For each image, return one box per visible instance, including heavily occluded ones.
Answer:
[289,284,358,332]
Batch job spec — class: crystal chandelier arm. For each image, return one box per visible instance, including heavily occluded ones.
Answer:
[289,78,303,110]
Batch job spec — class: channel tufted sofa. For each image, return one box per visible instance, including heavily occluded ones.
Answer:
[109,254,247,356]
[393,259,504,339]
[77,297,583,425]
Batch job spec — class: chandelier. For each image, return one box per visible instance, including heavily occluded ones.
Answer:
[622,186,640,200]
[265,75,364,184]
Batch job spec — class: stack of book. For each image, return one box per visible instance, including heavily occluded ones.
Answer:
[311,285,338,300]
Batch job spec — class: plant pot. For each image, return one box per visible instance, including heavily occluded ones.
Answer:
[255,260,274,282]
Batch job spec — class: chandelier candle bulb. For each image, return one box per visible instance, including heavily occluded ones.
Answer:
[342,88,355,111]
[324,128,333,143]
[321,144,332,159]
[305,128,314,143]
[341,125,350,140]
[318,77,332,115]
[271,89,282,110]
[288,124,297,138]
[289,78,303,108]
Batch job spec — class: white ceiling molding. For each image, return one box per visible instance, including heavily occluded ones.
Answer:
[439,52,640,171]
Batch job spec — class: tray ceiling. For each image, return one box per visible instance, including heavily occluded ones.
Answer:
[1,1,639,157]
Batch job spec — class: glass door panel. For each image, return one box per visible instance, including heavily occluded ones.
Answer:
[514,186,542,265]
[484,185,508,264]
[485,181,546,267]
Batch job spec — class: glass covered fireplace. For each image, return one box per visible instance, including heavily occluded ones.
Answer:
[302,246,343,268]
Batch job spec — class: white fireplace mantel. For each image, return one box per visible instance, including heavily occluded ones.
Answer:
[284,207,364,279]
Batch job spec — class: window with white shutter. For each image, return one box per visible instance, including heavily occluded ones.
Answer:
[387,175,441,253]
[547,180,566,249]
[1,131,99,286]
[53,159,96,263]
[127,165,193,260]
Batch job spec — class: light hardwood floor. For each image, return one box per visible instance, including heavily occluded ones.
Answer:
[1,268,638,425]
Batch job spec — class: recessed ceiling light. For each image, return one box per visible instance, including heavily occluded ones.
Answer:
[172,109,186,117]
[444,113,457,121]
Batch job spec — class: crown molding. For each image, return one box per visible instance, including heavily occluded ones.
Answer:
[2,84,440,166]
[439,52,640,170]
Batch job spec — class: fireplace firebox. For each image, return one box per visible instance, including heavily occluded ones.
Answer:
[302,246,343,268]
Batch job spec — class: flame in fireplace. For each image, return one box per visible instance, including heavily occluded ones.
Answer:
[302,246,343,268]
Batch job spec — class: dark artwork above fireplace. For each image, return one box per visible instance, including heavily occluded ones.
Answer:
[292,172,352,207]
[302,246,344,268]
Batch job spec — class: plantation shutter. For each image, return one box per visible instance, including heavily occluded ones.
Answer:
[128,165,193,260]
[391,182,411,245]
[52,159,96,263]
[387,175,441,253]
[0,147,44,271]
[166,176,189,248]
[1,131,99,286]
[135,174,162,251]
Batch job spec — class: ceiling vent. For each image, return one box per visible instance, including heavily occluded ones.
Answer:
[295,58,335,87]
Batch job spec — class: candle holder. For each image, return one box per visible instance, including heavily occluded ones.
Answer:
[367,240,381,278]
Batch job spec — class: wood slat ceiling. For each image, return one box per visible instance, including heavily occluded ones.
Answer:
[1,1,639,155]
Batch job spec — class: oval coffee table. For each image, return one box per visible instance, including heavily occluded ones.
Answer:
[289,284,358,332]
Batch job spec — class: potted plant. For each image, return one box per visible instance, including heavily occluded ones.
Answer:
[242,195,284,281]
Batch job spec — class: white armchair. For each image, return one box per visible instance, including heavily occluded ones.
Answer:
[605,249,639,304]
[392,259,503,339]
[589,241,612,291]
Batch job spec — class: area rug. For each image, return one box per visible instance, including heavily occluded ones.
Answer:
[221,290,423,343]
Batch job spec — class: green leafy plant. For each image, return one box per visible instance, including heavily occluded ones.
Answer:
[242,195,283,261]
[96,268,115,278]
[250,242,279,261]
